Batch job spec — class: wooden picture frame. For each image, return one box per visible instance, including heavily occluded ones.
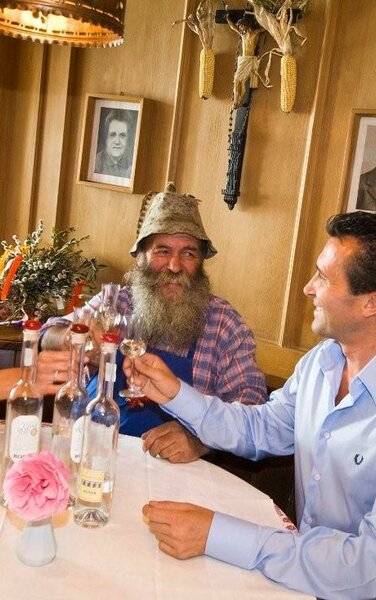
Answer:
[77,93,147,193]
[343,109,376,213]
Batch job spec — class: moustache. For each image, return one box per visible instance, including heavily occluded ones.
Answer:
[151,270,192,290]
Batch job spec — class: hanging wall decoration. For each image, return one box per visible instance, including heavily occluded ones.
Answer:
[78,93,150,194]
[219,3,263,209]
[174,0,216,100]
[218,0,309,210]
[226,11,263,108]
[252,0,308,113]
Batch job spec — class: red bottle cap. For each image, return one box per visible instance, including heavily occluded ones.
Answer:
[23,319,41,330]
[101,332,120,344]
[71,323,89,334]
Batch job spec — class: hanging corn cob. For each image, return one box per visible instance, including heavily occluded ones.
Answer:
[174,0,216,100]
[251,0,307,112]
[199,46,215,99]
[280,51,297,112]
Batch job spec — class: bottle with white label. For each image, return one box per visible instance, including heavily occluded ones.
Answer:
[74,332,120,528]
[2,320,43,480]
[51,322,90,507]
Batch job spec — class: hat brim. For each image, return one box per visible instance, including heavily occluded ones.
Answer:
[130,231,217,259]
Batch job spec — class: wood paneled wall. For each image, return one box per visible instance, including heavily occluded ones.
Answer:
[0,0,375,381]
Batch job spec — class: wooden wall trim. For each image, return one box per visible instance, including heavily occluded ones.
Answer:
[0,40,44,241]
[279,0,340,350]
[256,339,304,381]
[30,45,72,236]
[165,0,196,184]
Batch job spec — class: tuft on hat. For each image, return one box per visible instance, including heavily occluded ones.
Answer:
[130,183,217,258]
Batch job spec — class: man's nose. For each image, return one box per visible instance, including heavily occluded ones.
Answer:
[167,254,183,273]
[303,275,315,297]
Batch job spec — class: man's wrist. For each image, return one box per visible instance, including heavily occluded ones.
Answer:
[169,378,181,402]
[160,378,181,404]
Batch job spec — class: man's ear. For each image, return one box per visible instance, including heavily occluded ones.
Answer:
[363,292,376,317]
[135,251,146,267]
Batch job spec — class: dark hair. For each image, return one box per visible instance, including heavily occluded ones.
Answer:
[104,109,130,136]
[136,235,207,258]
[326,211,376,294]
[100,108,138,165]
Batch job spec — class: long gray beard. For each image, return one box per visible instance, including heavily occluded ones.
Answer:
[126,264,211,349]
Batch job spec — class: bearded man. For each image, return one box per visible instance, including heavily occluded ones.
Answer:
[42,183,267,462]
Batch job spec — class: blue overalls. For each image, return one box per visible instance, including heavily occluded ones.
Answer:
[86,344,195,437]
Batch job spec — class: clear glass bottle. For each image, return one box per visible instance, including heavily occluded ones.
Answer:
[74,332,120,528]
[2,320,43,479]
[51,322,90,506]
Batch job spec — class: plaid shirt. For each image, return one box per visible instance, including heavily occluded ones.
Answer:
[85,286,267,405]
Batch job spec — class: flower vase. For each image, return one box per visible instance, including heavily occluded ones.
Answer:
[16,518,57,567]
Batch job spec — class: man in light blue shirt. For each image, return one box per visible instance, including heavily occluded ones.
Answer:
[125,211,376,600]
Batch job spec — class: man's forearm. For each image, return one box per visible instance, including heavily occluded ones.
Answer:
[0,368,21,399]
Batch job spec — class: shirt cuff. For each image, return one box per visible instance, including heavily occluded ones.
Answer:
[205,511,270,570]
[163,379,209,424]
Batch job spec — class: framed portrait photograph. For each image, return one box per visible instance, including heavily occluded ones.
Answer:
[78,93,147,193]
[344,109,376,213]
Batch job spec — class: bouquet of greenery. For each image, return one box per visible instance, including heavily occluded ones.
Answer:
[0,221,103,322]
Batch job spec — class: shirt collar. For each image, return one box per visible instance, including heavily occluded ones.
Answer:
[319,339,345,370]
[319,338,376,406]
[354,354,376,404]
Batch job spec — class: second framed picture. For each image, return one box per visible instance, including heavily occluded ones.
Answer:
[78,93,147,193]
[343,109,376,213]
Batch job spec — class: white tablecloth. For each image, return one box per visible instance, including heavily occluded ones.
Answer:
[0,428,313,600]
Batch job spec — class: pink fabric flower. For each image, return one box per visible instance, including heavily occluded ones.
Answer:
[3,451,69,521]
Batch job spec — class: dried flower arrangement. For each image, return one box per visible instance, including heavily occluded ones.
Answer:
[0,220,103,322]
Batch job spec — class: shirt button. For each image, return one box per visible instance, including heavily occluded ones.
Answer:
[305,516,313,524]
[314,473,321,481]
[324,432,331,439]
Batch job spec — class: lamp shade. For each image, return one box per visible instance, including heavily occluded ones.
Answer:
[0,1,126,47]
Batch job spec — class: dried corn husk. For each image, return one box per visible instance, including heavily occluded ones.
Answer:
[174,0,216,100]
[251,0,307,112]
[252,0,309,12]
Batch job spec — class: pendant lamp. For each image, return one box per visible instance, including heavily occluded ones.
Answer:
[0,1,126,47]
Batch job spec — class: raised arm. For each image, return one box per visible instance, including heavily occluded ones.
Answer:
[0,350,72,399]
[0,368,21,400]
